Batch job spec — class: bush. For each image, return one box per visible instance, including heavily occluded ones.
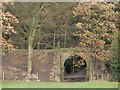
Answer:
[109,33,120,81]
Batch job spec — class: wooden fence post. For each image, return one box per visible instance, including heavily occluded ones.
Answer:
[2,72,4,81]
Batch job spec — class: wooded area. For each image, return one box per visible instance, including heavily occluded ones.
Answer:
[1,2,120,81]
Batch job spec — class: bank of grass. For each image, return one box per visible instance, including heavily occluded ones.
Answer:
[2,81,118,88]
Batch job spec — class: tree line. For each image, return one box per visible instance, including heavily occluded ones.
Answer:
[1,2,119,81]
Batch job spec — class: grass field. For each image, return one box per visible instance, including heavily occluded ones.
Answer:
[2,81,119,88]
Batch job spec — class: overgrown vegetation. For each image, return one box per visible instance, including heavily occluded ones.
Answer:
[1,2,119,81]
[110,32,120,81]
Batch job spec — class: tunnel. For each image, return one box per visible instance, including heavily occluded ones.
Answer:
[64,55,87,82]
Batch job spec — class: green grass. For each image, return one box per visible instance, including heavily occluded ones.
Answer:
[2,81,118,88]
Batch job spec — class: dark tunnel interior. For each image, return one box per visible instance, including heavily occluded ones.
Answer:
[64,55,87,81]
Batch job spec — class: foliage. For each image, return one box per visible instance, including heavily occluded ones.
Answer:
[72,2,119,61]
[2,2,119,53]
[1,2,19,51]
[109,32,120,81]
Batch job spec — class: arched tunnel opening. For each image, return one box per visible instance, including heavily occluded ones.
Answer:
[64,55,87,82]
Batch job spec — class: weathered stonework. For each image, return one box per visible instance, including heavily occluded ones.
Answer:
[2,48,109,82]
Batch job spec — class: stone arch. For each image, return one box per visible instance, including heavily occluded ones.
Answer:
[63,54,87,82]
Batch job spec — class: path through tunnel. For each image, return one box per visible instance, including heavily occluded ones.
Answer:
[64,55,87,82]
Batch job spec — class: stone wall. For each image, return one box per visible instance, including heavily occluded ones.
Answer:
[2,48,109,82]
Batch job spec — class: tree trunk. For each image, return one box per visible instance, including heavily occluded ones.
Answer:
[27,28,36,77]
[53,29,56,49]
[28,44,33,75]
